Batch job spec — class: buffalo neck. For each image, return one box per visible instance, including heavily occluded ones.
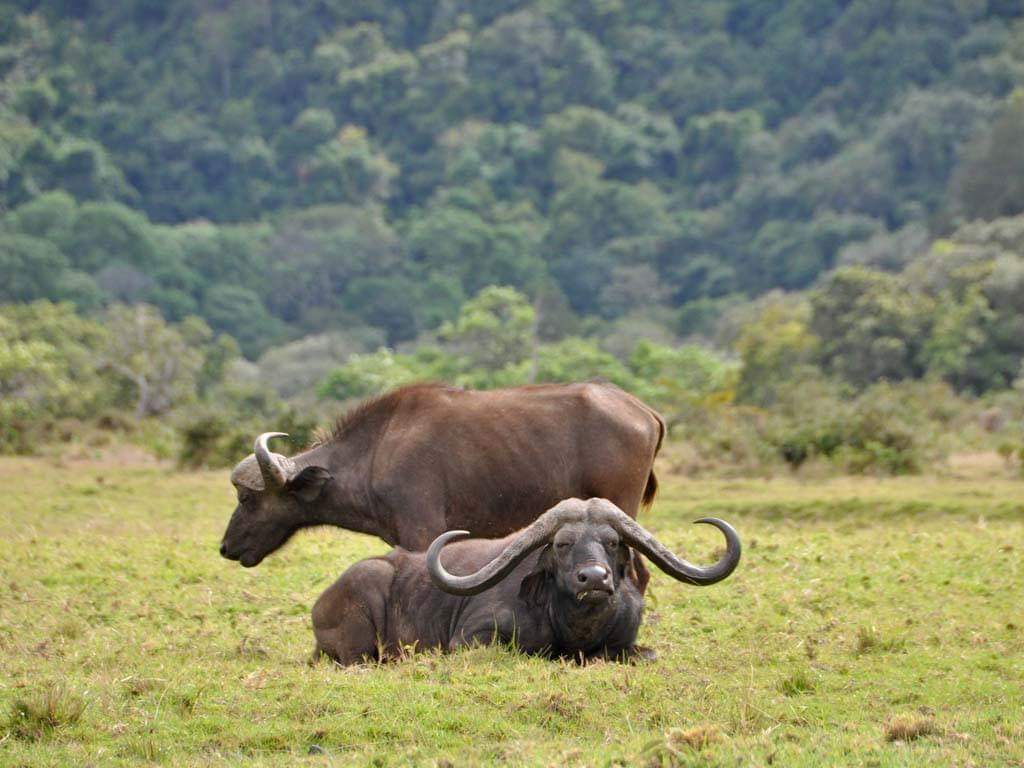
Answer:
[296,439,388,543]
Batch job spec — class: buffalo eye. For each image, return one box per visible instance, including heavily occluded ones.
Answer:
[603,539,618,550]
[555,541,573,551]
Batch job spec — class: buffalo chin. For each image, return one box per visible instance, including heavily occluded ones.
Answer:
[239,552,264,568]
[575,588,613,604]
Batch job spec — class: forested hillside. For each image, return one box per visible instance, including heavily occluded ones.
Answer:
[3,1,1024,470]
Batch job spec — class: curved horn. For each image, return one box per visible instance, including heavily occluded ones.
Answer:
[254,432,290,488]
[598,503,740,586]
[427,499,587,596]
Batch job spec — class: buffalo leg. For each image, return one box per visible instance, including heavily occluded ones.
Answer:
[311,559,394,665]
[449,608,518,652]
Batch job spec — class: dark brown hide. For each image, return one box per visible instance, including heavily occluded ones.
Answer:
[310,498,740,665]
[219,382,665,566]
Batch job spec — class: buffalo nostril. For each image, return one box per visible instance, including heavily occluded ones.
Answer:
[577,565,610,586]
[219,543,228,557]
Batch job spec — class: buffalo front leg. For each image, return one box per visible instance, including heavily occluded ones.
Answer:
[311,559,395,665]
[578,644,657,665]
[449,608,518,652]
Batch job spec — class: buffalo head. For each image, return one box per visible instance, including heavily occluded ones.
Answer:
[219,433,332,567]
[426,497,741,605]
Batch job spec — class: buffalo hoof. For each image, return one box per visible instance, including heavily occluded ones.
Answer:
[308,643,324,666]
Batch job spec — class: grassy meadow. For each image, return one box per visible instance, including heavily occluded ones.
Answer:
[1,456,1023,767]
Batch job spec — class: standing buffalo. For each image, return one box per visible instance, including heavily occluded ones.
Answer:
[312,498,741,664]
[219,382,664,567]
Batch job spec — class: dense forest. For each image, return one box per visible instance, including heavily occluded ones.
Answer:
[3,1,1024,472]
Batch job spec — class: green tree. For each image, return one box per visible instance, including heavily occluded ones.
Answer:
[469,10,560,122]
[263,204,401,329]
[0,334,67,452]
[296,126,398,206]
[0,301,109,419]
[921,287,994,391]
[542,105,678,182]
[202,284,282,359]
[342,276,419,346]
[440,286,536,372]
[534,338,638,390]
[13,76,59,122]
[100,304,203,417]
[406,204,545,295]
[2,191,77,241]
[63,202,160,273]
[0,233,69,302]
[733,296,819,405]
[810,267,934,387]
[276,108,337,169]
[51,138,131,201]
[317,347,455,401]
[951,90,1024,220]
[629,341,738,407]
[255,329,384,400]
[681,109,764,187]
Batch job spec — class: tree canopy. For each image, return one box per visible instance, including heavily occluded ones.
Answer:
[2,2,1024,469]
[1,1,1022,360]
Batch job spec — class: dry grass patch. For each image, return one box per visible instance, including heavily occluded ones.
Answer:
[641,726,722,768]
[884,714,938,742]
[6,684,85,741]
[667,725,721,750]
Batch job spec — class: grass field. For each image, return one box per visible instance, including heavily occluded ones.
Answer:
[1,457,1023,767]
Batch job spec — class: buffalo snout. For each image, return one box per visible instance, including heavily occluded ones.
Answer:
[220,541,263,567]
[219,539,244,562]
[574,562,613,600]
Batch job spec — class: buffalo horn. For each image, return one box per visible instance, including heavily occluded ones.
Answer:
[596,500,740,586]
[254,432,291,489]
[426,499,588,596]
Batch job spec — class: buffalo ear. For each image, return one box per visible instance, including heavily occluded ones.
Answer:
[621,548,650,594]
[286,466,332,502]
[518,547,551,607]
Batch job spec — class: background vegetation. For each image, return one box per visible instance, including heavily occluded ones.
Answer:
[3,0,1024,473]
[3,5,1024,765]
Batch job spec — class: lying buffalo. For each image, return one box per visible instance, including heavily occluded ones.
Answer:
[312,497,740,664]
[220,382,664,567]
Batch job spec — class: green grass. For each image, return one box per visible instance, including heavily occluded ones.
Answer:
[1,457,1023,766]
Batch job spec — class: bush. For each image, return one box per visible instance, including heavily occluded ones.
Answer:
[766,381,923,475]
[0,404,41,454]
[178,410,235,468]
[177,387,319,469]
[841,386,921,474]
[0,334,71,454]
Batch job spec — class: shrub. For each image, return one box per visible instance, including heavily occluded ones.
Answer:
[841,384,921,474]
[0,404,42,454]
[177,388,319,469]
[765,380,922,475]
[178,409,234,468]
